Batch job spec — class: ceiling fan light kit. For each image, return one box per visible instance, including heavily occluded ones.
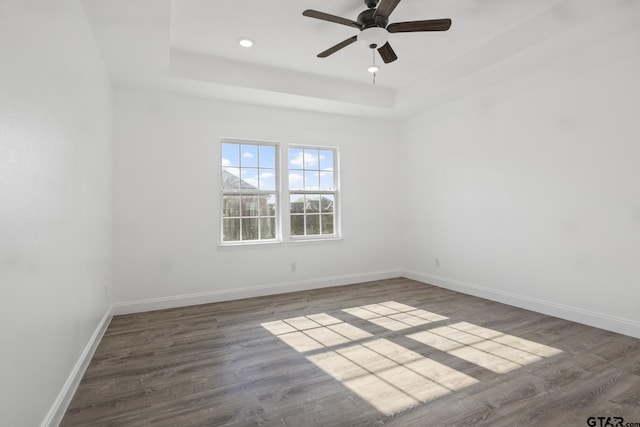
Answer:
[358,27,388,49]
[303,0,452,74]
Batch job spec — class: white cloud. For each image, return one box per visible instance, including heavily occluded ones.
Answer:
[290,152,304,167]
[222,158,231,167]
[242,152,254,159]
[259,172,275,189]
[290,151,319,168]
[289,173,303,185]
[244,177,259,188]
[304,152,318,167]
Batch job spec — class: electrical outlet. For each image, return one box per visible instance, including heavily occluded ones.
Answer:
[290,262,297,272]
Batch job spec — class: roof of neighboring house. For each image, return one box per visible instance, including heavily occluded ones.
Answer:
[222,169,257,190]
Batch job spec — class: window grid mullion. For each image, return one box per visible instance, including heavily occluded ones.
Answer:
[287,146,337,239]
[222,142,337,243]
[221,140,279,243]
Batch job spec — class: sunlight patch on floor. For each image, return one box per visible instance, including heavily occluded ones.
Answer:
[261,301,561,415]
[343,301,448,331]
[262,313,373,353]
[308,338,477,415]
[407,322,562,373]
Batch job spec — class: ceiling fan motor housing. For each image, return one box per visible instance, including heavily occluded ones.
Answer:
[357,9,388,29]
[357,7,389,49]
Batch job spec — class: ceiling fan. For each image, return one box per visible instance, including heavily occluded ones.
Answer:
[303,0,452,64]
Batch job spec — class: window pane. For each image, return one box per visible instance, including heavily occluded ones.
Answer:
[222,143,240,167]
[319,150,334,171]
[291,215,304,236]
[321,215,334,235]
[290,195,304,214]
[304,149,319,168]
[259,169,276,191]
[242,218,259,240]
[304,171,319,190]
[286,146,338,241]
[241,168,259,189]
[241,145,259,167]
[260,218,276,240]
[242,196,259,217]
[306,215,320,235]
[222,195,241,217]
[320,171,334,191]
[222,140,280,244]
[222,167,241,190]
[305,195,320,213]
[289,148,304,169]
[321,195,334,213]
[261,194,277,216]
[259,145,276,168]
[223,218,240,241]
[289,171,304,190]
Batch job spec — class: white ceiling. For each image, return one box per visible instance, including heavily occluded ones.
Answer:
[170,0,561,88]
[81,0,630,118]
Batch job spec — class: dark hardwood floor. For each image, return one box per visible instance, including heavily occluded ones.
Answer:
[62,278,640,426]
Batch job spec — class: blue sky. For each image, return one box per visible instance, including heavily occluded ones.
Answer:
[222,143,335,191]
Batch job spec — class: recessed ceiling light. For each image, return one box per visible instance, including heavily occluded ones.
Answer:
[238,38,253,48]
[368,65,379,73]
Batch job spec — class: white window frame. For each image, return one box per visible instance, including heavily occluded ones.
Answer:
[219,140,341,247]
[219,138,280,246]
[286,145,341,242]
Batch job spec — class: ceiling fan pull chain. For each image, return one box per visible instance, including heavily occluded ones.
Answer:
[372,49,377,85]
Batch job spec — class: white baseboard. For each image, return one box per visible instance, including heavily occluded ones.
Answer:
[41,269,639,427]
[111,269,402,315]
[41,307,113,427]
[404,270,640,339]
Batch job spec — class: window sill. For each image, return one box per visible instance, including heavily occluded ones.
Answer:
[217,240,285,250]
[217,237,343,250]
[287,237,343,246]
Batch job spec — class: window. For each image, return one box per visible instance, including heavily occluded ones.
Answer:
[219,141,339,245]
[221,141,278,243]
[288,146,338,239]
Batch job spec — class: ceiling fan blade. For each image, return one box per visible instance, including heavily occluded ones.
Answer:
[377,42,398,63]
[303,10,361,29]
[374,0,401,19]
[317,35,359,58]
[387,19,452,33]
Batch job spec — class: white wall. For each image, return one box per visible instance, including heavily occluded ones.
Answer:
[112,88,402,310]
[0,1,113,425]
[400,5,640,337]
[2,2,638,424]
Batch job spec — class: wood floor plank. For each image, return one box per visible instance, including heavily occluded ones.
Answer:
[62,278,640,426]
